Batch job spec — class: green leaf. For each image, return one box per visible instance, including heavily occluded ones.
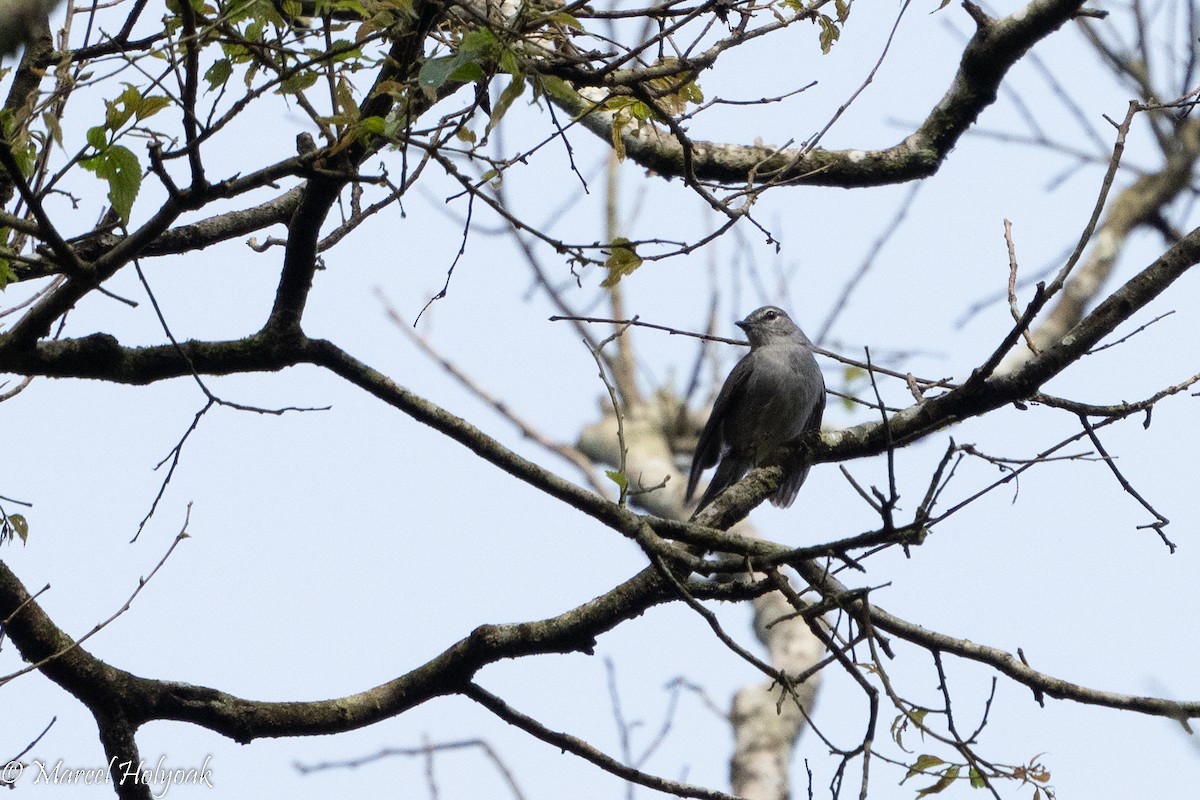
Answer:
[0,257,16,290]
[890,707,929,751]
[136,95,172,121]
[535,74,577,104]
[549,11,583,30]
[968,766,986,789]
[418,53,472,91]
[81,144,142,224]
[497,47,520,78]
[104,84,142,130]
[86,124,108,150]
[601,237,642,287]
[327,40,363,62]
[100,82,169,131]
[278,69,319,94]
[420,29,500,92]
[459,26,499,55]
[42,111,63,148]
[628,101,651,122]
[205,59,232,91]
[834,0,849,22]
[605,469,629,492]
[449,62,486,83]
[316,112,358,127]
[0,225,14,288]
[903,755,945,782]
[360,115,386,135]
[486,75,525,134]
[7,141,34,178]
[245,17,266,42]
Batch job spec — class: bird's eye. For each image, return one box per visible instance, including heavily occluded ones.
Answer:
[764,310,777,320]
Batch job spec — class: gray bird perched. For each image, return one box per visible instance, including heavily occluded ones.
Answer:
[686,306,826,513]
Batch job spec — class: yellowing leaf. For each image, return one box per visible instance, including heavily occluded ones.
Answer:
[335,77,357,117]
[8,514,28,544]
[42,111,63,148]
[601,237,642,287]
[903,755,945,782]
[610,117,626,161]
[916,765,959,797]
[817,14,840,53]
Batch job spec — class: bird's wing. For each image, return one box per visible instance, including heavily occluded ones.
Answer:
[685,354,754,502]
[789,344,826,435]
[805,373,827,434]
[770,349,827,509]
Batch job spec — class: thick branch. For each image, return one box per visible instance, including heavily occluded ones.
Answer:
[1002,116,1200,370]
[564,0,1088,187]
[816,223,1200,463]
[81,188,301,261]
[0,556,678,743]
[0,0,53,206]
[795,560,1200,722]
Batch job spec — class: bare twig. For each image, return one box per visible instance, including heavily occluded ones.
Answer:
[465,682,742,800]
[0,506,193,687]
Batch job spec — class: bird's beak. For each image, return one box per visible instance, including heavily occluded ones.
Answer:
[735,320,749,332]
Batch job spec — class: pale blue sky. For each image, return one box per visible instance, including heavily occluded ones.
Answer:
[3,2,1199,798]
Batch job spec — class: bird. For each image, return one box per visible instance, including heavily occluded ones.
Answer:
[685,306,826,514]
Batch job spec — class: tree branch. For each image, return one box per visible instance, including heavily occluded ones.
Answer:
[563,0,1090,188]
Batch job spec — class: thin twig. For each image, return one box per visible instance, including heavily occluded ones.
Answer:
[0,505,193,687]
[464,683,742,800]
[1077,415,1174,551]
[1003,219,1039,355]
[549,314,954,389]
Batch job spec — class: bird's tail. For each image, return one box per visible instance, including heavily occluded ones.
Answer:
[692,455,751,514]
[769,463,811,508]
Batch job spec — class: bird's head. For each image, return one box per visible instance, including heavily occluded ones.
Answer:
[735,305,801,346]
